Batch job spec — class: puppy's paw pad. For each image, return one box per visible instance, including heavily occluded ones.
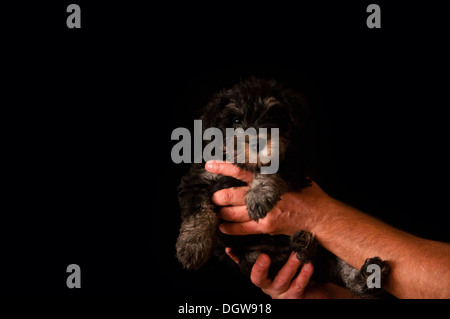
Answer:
[360,256,390,279]
[290,230,318,263]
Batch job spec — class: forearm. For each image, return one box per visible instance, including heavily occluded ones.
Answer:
[308,195,450,298]
[204,161,450,298]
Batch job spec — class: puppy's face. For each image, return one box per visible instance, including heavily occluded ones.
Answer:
[220,96,289,170]
[202,78,307,171]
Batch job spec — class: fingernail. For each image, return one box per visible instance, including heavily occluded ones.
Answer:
[219,223,227,234]
[303,263,313,273]
[211,192,219,204]
[205,160,214,171]
[257,255,270,266]
[291,252,299,262]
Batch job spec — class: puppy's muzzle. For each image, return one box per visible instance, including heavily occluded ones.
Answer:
[249,137,266,152]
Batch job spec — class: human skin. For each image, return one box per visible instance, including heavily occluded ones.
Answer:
[225,247,357,299]
[205,160,450,299]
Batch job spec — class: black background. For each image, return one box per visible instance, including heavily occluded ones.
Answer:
[2,0,449,307]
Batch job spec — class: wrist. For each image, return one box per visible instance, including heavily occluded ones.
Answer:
[297,182,336,235]
[279,182,335,236]
[306,194,340,236]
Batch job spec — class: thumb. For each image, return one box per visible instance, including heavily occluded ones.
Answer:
[219,221,263,235]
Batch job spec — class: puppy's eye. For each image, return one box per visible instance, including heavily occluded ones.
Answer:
[234,119,241,123]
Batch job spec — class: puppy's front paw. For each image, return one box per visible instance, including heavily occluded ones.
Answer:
[245,188,279,221]
[245,174,284,221]
[360,256,390,280]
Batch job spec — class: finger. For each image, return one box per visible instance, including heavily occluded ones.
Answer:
[250,254,272,289]
[284,263,314,299]
[205,161,253,184]
[219,220,263,235]
[218,206,251,222]
[212,186,249,206]
[225,247,239,264]
[270,252,302,294]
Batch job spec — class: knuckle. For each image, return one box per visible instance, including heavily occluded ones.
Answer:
[292,282,306,292]
[228,207,237,219]
[219,207,235,221]
[262,217,274,230]
[221,190,231,204]
[292,275,309,292]
[273,277,286,288]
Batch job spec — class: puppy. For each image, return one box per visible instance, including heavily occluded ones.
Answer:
[176,77,390,298]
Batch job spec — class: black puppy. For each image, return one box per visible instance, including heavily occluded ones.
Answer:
[176,77,390,298]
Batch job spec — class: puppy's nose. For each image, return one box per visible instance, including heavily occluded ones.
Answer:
[249,138,266,152]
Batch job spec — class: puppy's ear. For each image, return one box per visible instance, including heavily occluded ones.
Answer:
[200,92,229,129]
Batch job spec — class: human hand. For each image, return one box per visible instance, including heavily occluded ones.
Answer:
[205,160,327,236]
[225,248,350,299]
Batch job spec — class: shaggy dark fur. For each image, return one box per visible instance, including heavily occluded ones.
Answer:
[176,77,390,298]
